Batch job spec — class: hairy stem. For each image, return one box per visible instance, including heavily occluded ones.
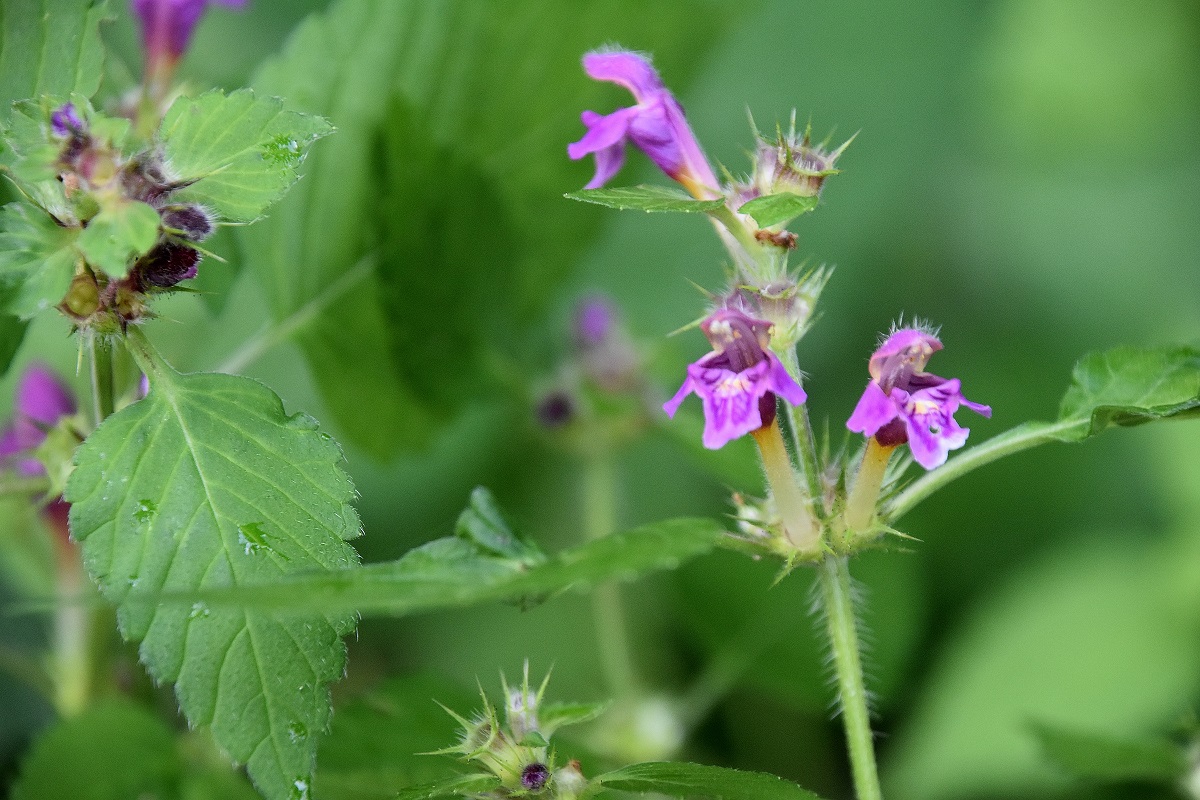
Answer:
[780,347,825,519]
[583,454,638,698]
[819,555,882,800]
[844,439,895,535]
[751,420,819,553]
[86,333,114,427]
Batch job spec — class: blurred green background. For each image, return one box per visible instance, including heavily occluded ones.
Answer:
[2,1,1199,799]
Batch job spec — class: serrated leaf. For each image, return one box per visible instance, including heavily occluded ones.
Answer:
[0,202,79,318]
[393,773,501,800]
[240,0,735,457]
[566,185,726,213]
[74,199,159,277]
[455,485,544,564]
[11,698,179,800]
[595,761,827,800]
[735,192,818,227]
[160,89,333,222]
[156,516,725,617]
[1057,345,1200,436]
[1033,723,1188,783]
[64,332,361,800]
[0,0,109,112]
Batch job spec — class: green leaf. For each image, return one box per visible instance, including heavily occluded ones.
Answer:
[0,202,78,318]
[538,700,609,736]
[735,192,818,227]
[315,674,477,800]
[886,345,1200,520]
[240,0,735,457]
[566,185,726,213]
[160,89,334,222]
[393,774,501,800]
[74,199,159,277]
[0,313,27,375]
[455,486,544,564]
[0,0,109,112]
[595,761,827,800]
[1033,723,1189,783]
[157,516,725,617]
[1057,345,1200,435]
[11,698,179,800]
[882,539,1200,799]
[64,332,362,800]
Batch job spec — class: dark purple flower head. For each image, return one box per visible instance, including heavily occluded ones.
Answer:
[846,328,990,469]
[0,365,76,477]
[50,104,85,138]
[568,49,719,198]
[132,0,247,74]
[663,308,807,449]
[520,762,551,792]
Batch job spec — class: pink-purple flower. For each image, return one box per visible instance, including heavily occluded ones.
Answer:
[663,309,807,449]
[846,328,990,469]
[568,49,719,198]
[0,364,77,477]
[132,0,246,79]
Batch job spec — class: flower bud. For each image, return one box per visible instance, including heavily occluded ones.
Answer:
[520,762,551,792]
[135,244,200,289]
[750,122,851,201]
[160,204,213,241]
[58,272,100,321]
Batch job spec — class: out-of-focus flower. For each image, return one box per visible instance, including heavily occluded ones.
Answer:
[0,364,76,478]
[568,49,719,198]
[50,104,85,138]
[846,328,990,469]
[663,308,806,449]
[132,0,247,85]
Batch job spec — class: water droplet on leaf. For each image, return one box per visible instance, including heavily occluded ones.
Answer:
[287,721,307,743]
[188,602,210,620]
[134,499,157,523]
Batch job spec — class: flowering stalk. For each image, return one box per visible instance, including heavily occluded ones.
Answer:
[818,556,882,800]
[583,452,639,698]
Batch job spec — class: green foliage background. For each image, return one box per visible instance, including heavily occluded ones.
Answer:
[2,1,1199,799]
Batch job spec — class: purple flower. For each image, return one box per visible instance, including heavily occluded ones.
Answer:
[50,104,84,138]
[846,328,990,469]
[663,309,807,449]
[574,296,615,349]
[568,49,719,198]
[0,364,77,477]
[132,0,247,73]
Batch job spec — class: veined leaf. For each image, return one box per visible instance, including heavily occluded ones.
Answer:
[241,0,735,457]
[0,0,109,112]
[886,345,1200,520]
[153,516,725,617]
[74,199,159,278]
[595,761,827,800]
[0,313,26,376]
[0,202,79,318]
[160,89,334,222]
[65,330,361,800]
[566,185,726,213]
[736,192,818,227]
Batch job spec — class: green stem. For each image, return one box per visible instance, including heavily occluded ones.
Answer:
[818,556,882,800]
[883,419,1081,522]
[780,347,825,518]
[86,334,114,427]
[52,559,91,717]
[583,454,638,698]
